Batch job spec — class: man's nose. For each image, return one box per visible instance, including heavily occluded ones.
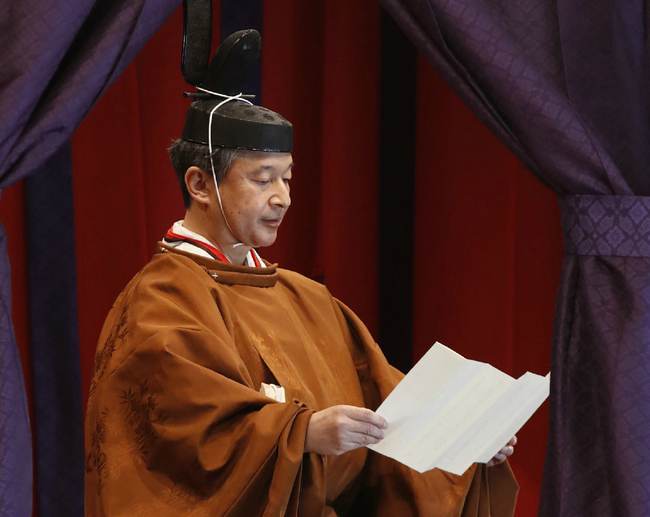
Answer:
[271,181,291,208]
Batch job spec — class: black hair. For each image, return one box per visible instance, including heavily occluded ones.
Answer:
[167,138,242,208]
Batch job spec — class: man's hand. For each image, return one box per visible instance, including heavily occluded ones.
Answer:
[304,405,388,456]
[487,435,517,467]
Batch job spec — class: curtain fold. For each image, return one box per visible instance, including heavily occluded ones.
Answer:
[381,0,650,515]
[25,141,84,516]
[0,222,32,517]
[0,1,181,514]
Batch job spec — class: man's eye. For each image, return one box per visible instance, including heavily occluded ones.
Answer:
[255,180,270,186]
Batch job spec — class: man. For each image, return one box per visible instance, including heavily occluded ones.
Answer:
[85,30,518,516]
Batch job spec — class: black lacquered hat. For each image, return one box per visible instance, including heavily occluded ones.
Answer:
[180,2,292,152]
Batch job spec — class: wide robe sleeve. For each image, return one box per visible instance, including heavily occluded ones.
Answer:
[84,256,317,517]
[332,299,519,517]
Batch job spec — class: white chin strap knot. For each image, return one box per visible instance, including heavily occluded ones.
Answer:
[203,89,255,249]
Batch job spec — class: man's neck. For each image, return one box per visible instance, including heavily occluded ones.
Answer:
[181,210,252,265]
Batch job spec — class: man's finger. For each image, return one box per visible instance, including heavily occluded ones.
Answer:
[344,406,388,429]
[349,429,384,447]
[348,420,385,441]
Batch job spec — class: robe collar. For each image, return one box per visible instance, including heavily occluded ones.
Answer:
[163,220,265,267]
[156,243,279,288]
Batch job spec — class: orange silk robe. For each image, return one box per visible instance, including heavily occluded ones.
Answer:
[85,245,518,516]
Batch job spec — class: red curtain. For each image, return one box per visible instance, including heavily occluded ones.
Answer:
[413,56,564,513]
[1,1,563,514]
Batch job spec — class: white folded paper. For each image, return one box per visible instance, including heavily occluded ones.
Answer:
[367,342,549,476]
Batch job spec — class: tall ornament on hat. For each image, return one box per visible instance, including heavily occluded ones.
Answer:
[180,0,293,153]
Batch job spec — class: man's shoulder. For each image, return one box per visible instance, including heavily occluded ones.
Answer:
[275,267,334,302]
[276,267,325,288]
[120,250,212,301]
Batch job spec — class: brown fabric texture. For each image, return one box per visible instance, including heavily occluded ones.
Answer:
[85,246,518,516]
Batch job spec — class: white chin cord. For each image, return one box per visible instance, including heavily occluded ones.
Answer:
[202,88,254,253]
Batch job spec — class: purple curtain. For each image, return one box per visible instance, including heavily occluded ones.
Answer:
[0,1,180,515]
[380,0,650,515]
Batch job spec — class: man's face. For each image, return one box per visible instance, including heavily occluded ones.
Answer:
[217,151,293,248]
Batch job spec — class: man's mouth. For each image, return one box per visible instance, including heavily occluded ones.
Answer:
[261,217,282,227]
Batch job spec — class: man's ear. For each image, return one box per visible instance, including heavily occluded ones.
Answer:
[185,166,212,205]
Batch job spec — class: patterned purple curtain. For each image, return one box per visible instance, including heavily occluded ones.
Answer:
[380,1,650,515]
[0,1,180,515]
